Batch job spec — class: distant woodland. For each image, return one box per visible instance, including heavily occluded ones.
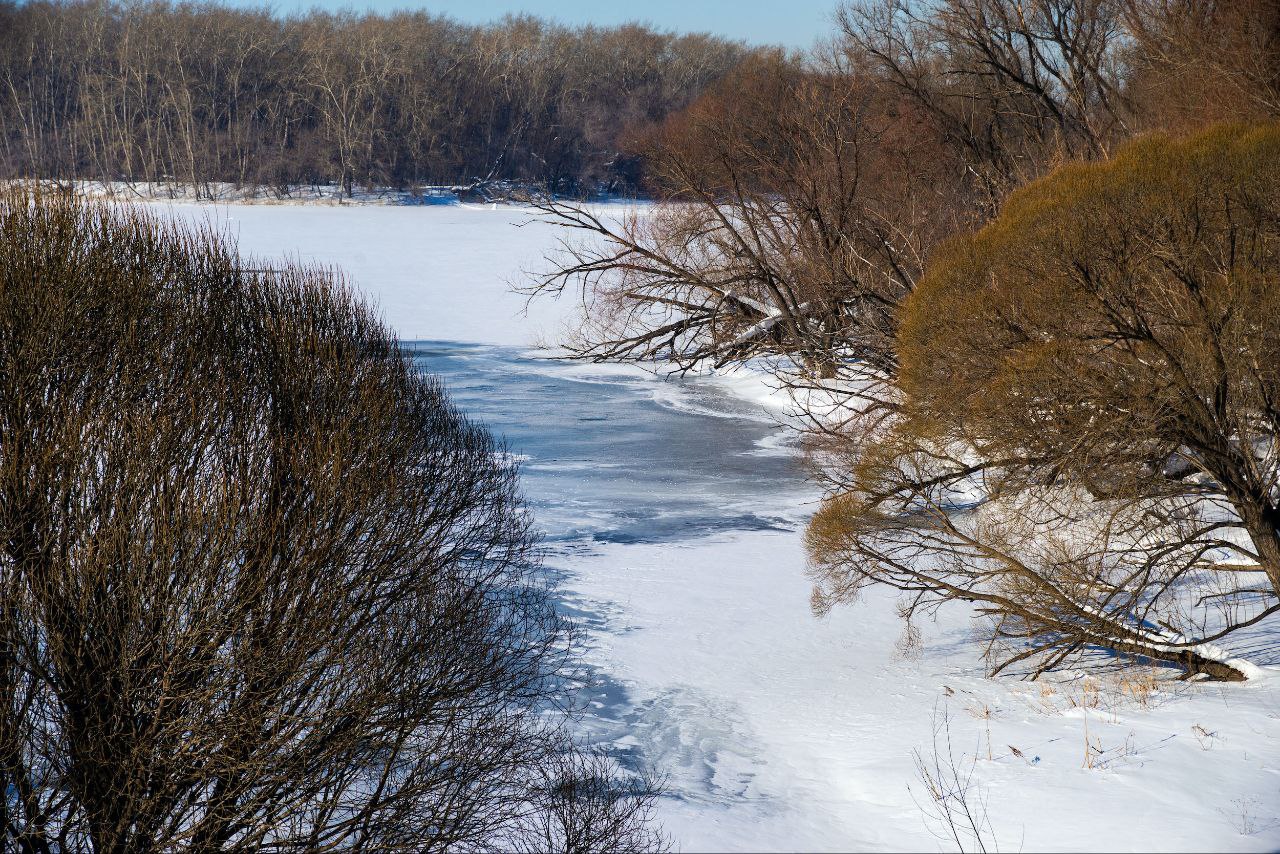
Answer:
[0,1,760,195]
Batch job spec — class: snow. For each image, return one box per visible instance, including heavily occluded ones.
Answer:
[144,200,1280,853]
[150,200,595,346]
[564,530,1280,852]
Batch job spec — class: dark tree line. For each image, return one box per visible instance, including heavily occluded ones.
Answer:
[0,1,759,196]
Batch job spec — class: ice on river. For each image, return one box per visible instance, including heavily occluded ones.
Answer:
[151,201,1280,853]
[155,200,573,345]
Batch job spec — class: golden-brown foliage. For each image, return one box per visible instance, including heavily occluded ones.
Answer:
[806,124,1280,681]
[901,122,1280,589]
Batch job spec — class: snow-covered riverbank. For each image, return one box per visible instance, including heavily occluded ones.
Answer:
[152,201,1280,852]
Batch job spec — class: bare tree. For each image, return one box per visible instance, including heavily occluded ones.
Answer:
[837,0,1132,208]
[1123,0,1280,127]
[526,53,971,404]
[0,188,664,851]
[0,0,756,195]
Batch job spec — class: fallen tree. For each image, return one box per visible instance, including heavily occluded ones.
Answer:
[525,53,972,405]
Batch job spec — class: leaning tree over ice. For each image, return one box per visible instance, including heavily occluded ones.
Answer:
[526,52,973,401]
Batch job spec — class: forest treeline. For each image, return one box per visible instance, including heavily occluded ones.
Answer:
[0,0,759,195]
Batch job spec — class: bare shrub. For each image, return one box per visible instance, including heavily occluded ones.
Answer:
[911,704,1003,853]
[510,750,669,854]
[0,188,664,851]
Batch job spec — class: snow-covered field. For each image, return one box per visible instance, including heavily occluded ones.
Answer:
[166,201,571,345]
[154,200,1280,852]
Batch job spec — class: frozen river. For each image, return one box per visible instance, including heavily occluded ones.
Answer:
[408,341,824,833]
[407,341,808,546]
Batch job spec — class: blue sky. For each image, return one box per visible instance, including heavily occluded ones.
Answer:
[223,0,838,48]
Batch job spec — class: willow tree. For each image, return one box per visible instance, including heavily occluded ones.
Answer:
[0,188,664,851]
[809,123,1280,680]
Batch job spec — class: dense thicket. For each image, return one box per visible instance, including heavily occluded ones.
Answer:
[534,0,1271,387]
[0,188,665,850]
[0,0,757,195]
